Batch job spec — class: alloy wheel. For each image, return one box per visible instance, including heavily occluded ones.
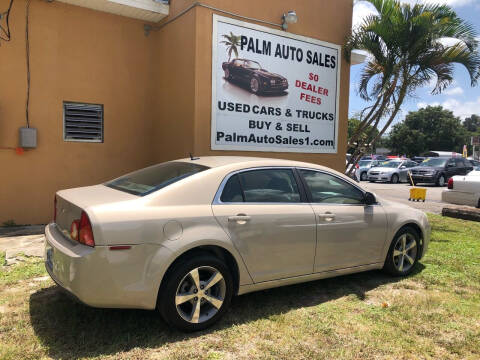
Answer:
[250,78,259,93]
[391,174,399,184]
[361,172,368,181]
[438,175,445,186]
[175,266,226,324]
[392,233,417,273]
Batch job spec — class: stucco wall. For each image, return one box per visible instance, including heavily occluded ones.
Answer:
[0,0,352,225]
[0,0,155,224]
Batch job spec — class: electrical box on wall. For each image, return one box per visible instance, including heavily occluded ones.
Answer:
[19,127,37,148]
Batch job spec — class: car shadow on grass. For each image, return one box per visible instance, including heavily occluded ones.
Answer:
[30,265,425,359]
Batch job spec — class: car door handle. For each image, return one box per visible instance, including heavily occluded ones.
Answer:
[228,214,251,223]
[318,213,335,222]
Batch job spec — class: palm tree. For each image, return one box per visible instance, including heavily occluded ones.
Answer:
[221,32,241,61]
[344,0,480,174]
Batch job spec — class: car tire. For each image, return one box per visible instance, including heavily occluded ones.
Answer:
[391,174,399,184]
[360,172,368,181]
[158,252,233,332]
[436,174,446,187]
[250,76,261,94]
[383,227,420,277]
[224,68,231,80]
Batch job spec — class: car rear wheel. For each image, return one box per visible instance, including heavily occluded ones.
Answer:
[360,172,368,181]
[250,77,260,94]
[224,69,231,80]
[391,174,399,184]
[436,174,445,187]
[383,227,420,276]
[158,253,233,332]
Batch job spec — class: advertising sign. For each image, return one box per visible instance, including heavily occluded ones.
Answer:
[211,15,341,153]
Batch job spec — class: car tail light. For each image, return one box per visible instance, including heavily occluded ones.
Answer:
[356,164,359,169]
[78,211,95,247]
[447,178,454,189]
[53,196,57,222]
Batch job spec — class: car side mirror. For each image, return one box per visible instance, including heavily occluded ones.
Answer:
[364,192,376,206]
[400,165,406,169]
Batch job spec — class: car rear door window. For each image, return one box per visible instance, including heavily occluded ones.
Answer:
[300,170,365,205]
[220,175,244,202]
[233,169,301,203]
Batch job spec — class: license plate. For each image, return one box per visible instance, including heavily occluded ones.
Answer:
[46,247,53,270]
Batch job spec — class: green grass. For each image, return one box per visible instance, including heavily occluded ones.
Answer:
[0,214,479,359]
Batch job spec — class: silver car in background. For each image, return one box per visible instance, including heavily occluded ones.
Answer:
[45,156,430,332]
[367,160,418,183]
[358,159,382,181]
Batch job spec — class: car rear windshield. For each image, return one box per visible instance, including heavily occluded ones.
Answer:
[358,160,372,167]
[419,158,448,167]
[378,161,401,168]
[105,162,209,196]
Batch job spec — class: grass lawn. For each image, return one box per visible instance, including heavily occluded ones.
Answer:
[0,214,479,360]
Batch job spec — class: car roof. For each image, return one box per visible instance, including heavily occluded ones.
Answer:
[175,156,330,171]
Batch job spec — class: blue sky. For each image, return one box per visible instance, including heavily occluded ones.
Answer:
[350,0,480,130]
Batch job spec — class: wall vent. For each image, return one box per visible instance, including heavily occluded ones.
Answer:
[63,102,104,142]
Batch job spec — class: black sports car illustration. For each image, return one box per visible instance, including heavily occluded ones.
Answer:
[222,58,288,94]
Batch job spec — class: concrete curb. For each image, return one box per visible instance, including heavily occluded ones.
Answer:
[0,225,45,238]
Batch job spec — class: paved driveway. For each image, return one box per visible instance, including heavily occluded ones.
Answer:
[362,182,449,214]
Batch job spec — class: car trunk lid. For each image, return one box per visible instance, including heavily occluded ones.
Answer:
[55,185,137,243]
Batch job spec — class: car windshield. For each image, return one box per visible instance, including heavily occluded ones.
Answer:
[358,160,372,167]
[244,60,262,70]
[378,161,401,168]
[105,161,209,196]
[419,158,448,167]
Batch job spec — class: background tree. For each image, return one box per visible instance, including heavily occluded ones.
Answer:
[387,106,468,156]
[463,114,480,133]
[344,0,480,175]
[347,117,379,154]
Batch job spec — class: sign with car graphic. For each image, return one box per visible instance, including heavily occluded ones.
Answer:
[211,15,341,153]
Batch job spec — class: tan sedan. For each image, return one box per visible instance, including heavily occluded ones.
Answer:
[45,156,430,331]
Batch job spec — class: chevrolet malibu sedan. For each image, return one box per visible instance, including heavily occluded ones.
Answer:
[45,157,430,331]
[367,160,418,183]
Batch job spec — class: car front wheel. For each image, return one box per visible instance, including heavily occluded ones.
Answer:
[383,227,420,276]
[250,77,260,94]
[391,174,399,184]
[360,172,368,181]
[224,69,231,80]
[436,174,446,187]
[158,253,233,332]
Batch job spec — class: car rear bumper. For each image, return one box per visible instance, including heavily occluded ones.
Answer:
[44,223,170,310]
[441,190,480,207]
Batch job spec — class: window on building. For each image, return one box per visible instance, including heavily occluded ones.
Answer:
[63,102,104,142]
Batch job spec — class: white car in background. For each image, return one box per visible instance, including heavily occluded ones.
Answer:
[442,170,480,208]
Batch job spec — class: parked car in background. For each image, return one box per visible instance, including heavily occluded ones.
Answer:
[367,160,418,184]
[423,151,463,158]
[222,58,288,94]
[410,157,473,186]
[45,156,430,331]
[361,155,387,161]
[468,159,480,168]
[411,156,426,163]
[358,159,382,181]
[442,169,480,208]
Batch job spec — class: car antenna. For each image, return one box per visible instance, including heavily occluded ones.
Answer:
[189,152,200,160]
